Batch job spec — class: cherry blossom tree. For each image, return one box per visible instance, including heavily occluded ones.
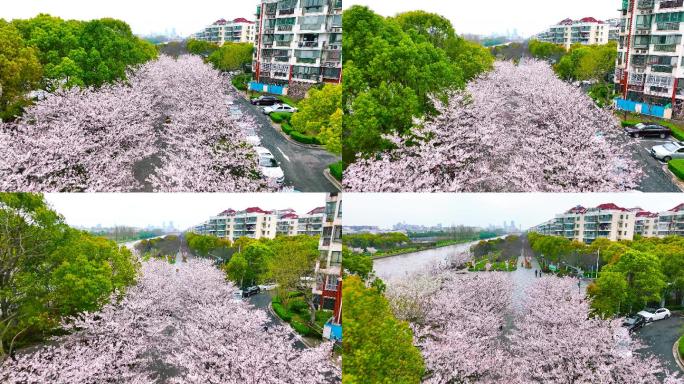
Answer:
[506,277,678,384]
[344,60,641,192]
[0,55,270,192]
[0,258,339,383]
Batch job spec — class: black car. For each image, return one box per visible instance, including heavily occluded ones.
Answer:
[251,96,279,106]
[242,286,261,297]
[624,123,671,138]
[622,314,646,333]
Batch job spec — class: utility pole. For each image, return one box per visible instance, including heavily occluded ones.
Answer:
[596,249,600,279]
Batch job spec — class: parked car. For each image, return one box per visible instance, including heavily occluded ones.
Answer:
[258,283,278,291]
[251,95,279,106]
[263,103,298,115]
[242,286,261,297]
[255,146,285,184]
[622,314,646,333]
[650,141,684,162]
[624,123,671,138]
[637,307,671,322]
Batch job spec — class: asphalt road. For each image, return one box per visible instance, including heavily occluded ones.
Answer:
[634,314,684,374]
[629,136,681,192]
[247,291,307,350]
[233,96,341,192]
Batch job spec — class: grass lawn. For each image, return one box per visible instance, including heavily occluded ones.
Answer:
[272,293,332,339]
[468,257,517,272]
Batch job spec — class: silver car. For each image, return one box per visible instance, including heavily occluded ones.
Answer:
[651,141,684,162]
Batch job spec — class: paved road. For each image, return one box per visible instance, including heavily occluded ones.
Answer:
[233,96,341,192]
[629,137,681,192]
[247,291,308,350]
[634,314,684,374]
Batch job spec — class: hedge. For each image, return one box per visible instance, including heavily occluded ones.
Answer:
[270,112,292,124]
[272,302,292,322]
[290,320,313,336]
[329,161,342,181]
[679,335,684,359]
[281,122,293,134]
[290,131,320,145]
[231,74,250,91]
[669,159,684,180]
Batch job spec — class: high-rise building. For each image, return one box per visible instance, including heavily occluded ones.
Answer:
[537,17,612,49]
[313,193,342,341]
[615,0,684,108]
[251,0,343,97]
[192,18,256,45]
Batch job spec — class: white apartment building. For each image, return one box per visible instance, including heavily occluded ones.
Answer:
[193,18,256,45]
[532,203,636,243]
[537,17,611,49]
[252,0,342,96]
[657,203,684,236]
[635,210,659,237]
[615,0,684,107]
[313,193,342,341]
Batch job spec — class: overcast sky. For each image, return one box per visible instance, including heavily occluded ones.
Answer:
[344,0,618,37]
[344,194,684,230]
[2,0,258,36]
[44,193,326,230]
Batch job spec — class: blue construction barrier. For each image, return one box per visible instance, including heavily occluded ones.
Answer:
[324,320,342,341]
[248,81,287,96]
[615,98,668,118]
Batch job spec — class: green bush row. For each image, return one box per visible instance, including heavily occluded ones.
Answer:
[679,335,684,359]
[270,112,292,124]
[329,161,343,181]
[290,131,321,145]
[231,74,251,91]
[290,320,313,336]
[272,302,292,322]
[669,159,684,181]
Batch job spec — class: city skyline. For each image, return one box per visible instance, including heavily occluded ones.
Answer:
[1,0,257,37]
[343,0,617,38]
[45,193,326,230]
[344,193,684,229]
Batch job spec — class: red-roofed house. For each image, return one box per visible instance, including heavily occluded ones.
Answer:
[536,16,612,49]
[192,17,256,45]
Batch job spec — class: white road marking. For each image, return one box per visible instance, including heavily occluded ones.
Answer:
[277,147,290,162]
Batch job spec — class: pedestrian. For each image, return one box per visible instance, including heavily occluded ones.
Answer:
[534,269,537,277]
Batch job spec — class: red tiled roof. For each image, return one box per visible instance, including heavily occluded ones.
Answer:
[636,211,657,218]
[579,17,600,23]
[233,17,254,24]
[219,209,237,216]
[668,203,684,212]
[307,206,325,215]
[245,207,269,214]
[281,213,299,219]
[566,205,587,214]
[558,18,574,25]
[596,203,628,211]
[214,19,228,25]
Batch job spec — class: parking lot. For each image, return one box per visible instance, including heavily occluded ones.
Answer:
[633,314,684,374]
[628,136,681,192]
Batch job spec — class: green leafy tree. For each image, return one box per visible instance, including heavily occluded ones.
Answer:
[588,271,628,317]
[187,39,219,56]
[342,275,424,384]
[207,42,253,72]
[528,40,566,62]
[0,20,42,120]
[601,250,666,313]
[266,236,318,309]
[0,193,139,356]
[225,242,273,288]
[341,248,372,281]
[291,84,342,153]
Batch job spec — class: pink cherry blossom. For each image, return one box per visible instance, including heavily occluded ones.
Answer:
[0,258,339,383]
[344,60,641,192]
[0,55,270,192]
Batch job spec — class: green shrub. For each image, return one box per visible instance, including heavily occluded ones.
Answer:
[290,131,321,145]
[289,299,309,314]
[290,320,313,336]
[329,161,342,181]
[272,295,281,304]
[669,160,684,180]
[270,112,292,124]
[670,125,684,141]
[281,122,293,134]
[679,335,684,359]
[288,291,304,298]
[272,302,291,322]
[231,74,251,91]
[621,121,638,128]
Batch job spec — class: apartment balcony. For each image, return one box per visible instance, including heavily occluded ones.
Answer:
[277,25,293,32]
[638,0,655,8]
[656,22,681,31]
[276,40,292,47]
[292,73,319,80]
[274,56,291,62]
[660,0,684,8]
[278,8,295,15]
[651,64,675,73]
[653,43,677,52]
[298,41,320,48]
